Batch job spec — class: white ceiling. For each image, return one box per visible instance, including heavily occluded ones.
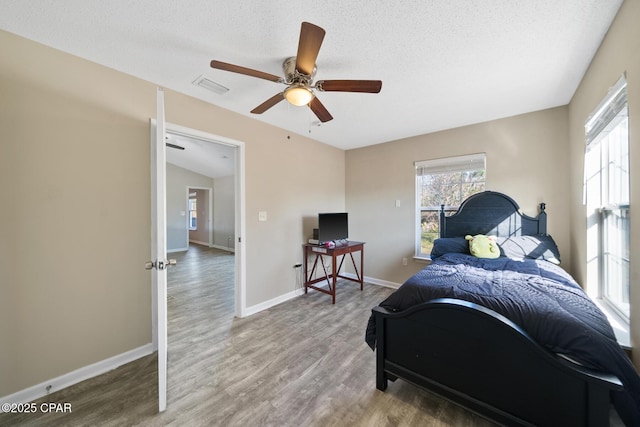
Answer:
[0,0,623,153]
[165,131,236,178]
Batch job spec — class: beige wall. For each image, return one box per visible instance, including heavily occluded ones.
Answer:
[0,31,154,396]
[188,188,210,245]
[567,0,640,365]
[346,107,570,285]
[213,175,236,250]
[0,30,344,396]
[162,90,346,307]
[167,163,215,251]
[167,164,236,251]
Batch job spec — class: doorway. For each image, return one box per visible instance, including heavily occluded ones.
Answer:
[162,122,246,317]
[185,187,213,249]
[150,114,247,412]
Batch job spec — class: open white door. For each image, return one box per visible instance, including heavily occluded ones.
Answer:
[149,87,170,412]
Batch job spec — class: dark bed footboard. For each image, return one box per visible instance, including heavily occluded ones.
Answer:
[373,299,622,427]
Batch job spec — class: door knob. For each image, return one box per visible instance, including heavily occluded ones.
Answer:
[145,259,177,270]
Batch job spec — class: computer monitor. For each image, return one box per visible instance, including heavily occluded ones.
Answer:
[318,212,348,243]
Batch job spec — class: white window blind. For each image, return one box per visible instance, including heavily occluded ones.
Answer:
[415,153,486,176]
[584,74,628,206]
[583,73,630,320]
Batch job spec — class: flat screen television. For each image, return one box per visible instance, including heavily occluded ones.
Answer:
[318,212,348,243]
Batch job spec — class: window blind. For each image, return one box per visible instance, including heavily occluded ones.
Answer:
[585,74,627,147]
[583,74,628,205]
[415,153,486,175]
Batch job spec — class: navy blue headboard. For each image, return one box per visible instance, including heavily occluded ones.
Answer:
[439,191,547,238]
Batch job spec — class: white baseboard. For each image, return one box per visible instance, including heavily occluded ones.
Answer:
[244,288,306,317]
[211,244,235,253]
[189,239,210,247]
[243,274,399,318]
[167,247,188,253]
[0,343,154,405]
[341,272,401,289]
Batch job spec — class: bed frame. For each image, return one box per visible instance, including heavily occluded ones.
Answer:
[372,191,622,426]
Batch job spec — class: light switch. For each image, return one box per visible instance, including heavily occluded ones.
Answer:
[395,199,401,208]
[258,211,267,222]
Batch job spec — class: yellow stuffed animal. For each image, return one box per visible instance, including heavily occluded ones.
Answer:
[465,234,500,259]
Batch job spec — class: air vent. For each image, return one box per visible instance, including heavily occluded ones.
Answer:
[193,75,229,95]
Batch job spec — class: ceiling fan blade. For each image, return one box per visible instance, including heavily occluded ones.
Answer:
[251,93,285,114]
[309,97,333,123]
[316,80,382,93]
[295,22,326,76]
[210,60,282,83]
[166,143,185,150]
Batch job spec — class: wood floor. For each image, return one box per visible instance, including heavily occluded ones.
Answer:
[0,244,623,426]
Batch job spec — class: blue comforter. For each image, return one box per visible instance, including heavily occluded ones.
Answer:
[366,253,640,425]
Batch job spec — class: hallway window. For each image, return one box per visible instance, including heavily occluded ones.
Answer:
[584,74,629,319]
[188,195,197,230]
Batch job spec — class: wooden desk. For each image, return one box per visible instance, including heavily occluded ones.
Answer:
[303,241,365,304]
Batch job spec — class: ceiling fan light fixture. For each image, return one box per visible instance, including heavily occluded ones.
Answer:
[284,85,314,106]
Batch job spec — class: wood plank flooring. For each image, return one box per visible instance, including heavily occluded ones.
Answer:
[0,244,623,426]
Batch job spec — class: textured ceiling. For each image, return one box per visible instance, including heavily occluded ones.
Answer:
[165,131,237,178]
[0,0,623,151]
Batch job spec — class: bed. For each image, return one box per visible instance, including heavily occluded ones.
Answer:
[365,191,640,426]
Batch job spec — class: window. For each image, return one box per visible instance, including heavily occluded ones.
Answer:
[584,74,629,319]
[415,153,486,258]
[188,194,197,230]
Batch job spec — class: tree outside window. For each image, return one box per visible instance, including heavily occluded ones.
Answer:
[415,154,486,258]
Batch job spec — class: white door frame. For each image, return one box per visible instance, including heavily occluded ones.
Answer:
[157,121,247,317]
[186,186,214,248]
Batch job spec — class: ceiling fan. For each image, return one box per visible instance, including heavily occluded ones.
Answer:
[210,22,382,123]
